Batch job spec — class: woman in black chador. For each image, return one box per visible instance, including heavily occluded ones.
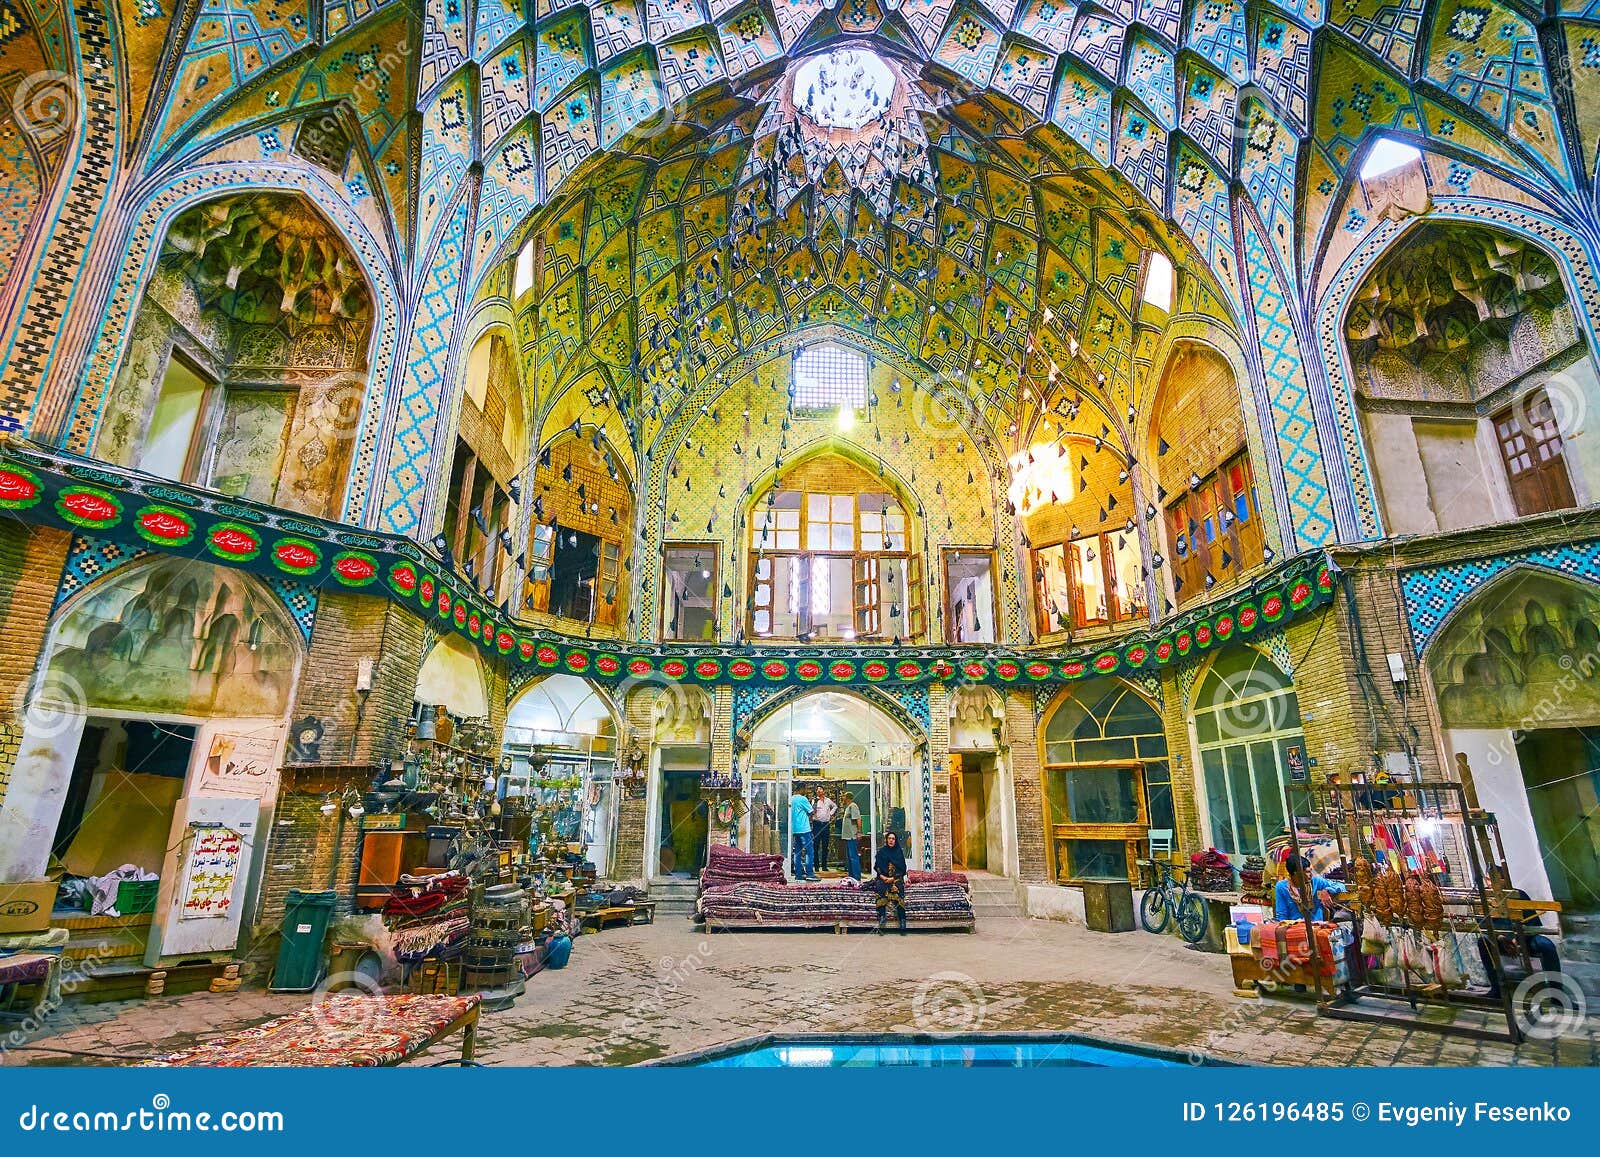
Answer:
[868,830,908,934]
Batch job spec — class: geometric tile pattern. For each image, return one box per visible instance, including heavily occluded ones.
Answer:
[1400,539,1600,656]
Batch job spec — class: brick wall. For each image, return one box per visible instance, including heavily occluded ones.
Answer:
[927,682,951,870]
[288,592,429,765]
[0,522,70,810]
[1004,690,1051,882]
[253,764,372,941]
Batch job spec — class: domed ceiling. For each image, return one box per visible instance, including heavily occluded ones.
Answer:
[505,44,1239,463]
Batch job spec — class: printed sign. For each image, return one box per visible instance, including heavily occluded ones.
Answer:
[197,730,281,797]
[178,826,243,920]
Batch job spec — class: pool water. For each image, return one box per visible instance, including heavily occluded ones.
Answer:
[688,1037,1193,1068]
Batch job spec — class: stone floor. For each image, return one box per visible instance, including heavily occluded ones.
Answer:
[4,916,1597,1067]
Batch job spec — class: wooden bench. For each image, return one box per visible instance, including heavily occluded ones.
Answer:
[142,994,481,1067]
[579,903,655,933]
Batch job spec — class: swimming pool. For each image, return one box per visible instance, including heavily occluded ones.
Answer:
[657,1033,1224,1067]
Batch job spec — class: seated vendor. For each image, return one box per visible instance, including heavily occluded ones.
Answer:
[1477,885,1561,999]
[1274,853,1347,922]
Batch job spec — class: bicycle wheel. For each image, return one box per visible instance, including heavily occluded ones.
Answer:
[1175,892,1209,944]
[1139,885,1171,934]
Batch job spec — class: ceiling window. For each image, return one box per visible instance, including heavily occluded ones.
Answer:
[792,344,868,411]
[1142,252,1174,313]
[513,239,535,299]
[1359,137,1422,179]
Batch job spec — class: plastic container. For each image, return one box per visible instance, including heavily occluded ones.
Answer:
[269,889,338,992]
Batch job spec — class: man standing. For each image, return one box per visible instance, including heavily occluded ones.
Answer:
[839,791,863,880]
[812,788,838,874]
[789,786,816,881]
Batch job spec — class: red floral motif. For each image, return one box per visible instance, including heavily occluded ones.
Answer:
[1060,660,1086,678]
[1093,653,1118,672]
[273,540,320,574]
[1155,641,1173,661]
[1124,646,1148,666]
[1239,606,1258,629]
[963,661,986,679]
[896,661,922,679]
[661,658,689,679]
[536,645,559,665]
[595,655,621,675]
[519,641,535,661]
[497,632,516,653]
[628,658,653,675]
[467,614,481,636]
[1263,595,1283,617]
[763,660,788,679]
[452,604,467,626]
[565,652,589,672]
[59,490,118,523]
[1026,661,1052,679]
[829,661,855,680]
[420,579,435,604]
[1215,615,1234,638]
[1195,624,1212,646]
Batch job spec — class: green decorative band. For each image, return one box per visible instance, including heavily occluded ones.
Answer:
[1,440,1340,689]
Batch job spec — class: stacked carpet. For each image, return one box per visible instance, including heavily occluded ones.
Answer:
[700,843,786,891]
[696,846,974,931]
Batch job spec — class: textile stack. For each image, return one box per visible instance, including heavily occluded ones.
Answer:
[695,846,975,931]
[383,872,471,992]
[1188,848,1235,892]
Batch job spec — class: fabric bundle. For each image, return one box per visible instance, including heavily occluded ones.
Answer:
[699,843,786,891]
[389,916,472,962]
[1188,848,1234,892]
[699,878,974,929]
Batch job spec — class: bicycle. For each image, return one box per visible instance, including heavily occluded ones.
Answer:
[1138,858,1208,943]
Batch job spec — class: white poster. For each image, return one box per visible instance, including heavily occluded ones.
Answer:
[195,727,281,797]
[178,826,244,920]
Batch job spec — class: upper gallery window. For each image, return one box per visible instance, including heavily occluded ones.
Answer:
[513,240,535,299]
[792,344,869,411]
[792,49,896,132]
[748,480,922,641]
[1359,137,1422,179]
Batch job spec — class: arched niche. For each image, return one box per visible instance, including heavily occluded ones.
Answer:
[414,633,490,720]
[1022,433,1146,637]
[1427,569,1600,911]
[439,329,525,603]
[1040,678,1170,881]
[743,448,924,642]
[41,556,304,719]
[1344,220,1598,534]
[745,689,922,869]
[1148,342,1267,606]
[95,193,374,520]
[525,425,635,631]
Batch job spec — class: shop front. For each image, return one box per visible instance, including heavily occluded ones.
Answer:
[743,691,920,876]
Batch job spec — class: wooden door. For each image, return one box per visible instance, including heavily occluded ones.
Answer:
[947,754,965,868]
[1495,390,1576,516]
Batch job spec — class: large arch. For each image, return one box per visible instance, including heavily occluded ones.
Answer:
[56,165,403,531]
[738,683,931,869]
[1424,567,1600,912]
[0,554,307,894]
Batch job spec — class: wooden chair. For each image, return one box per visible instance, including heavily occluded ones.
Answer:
[1146,829,1174,860]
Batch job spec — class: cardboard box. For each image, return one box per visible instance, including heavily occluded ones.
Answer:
[0,880,58,934]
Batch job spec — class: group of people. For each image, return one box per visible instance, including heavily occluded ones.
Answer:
[788,784,910,933]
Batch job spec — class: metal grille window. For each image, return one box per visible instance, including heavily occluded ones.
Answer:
[792,344,869,410]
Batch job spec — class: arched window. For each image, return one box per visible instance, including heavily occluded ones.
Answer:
[747,454,922,641]
[1042,680,1171,881]
[1345,222,1592,532]
[1192,648,1305,857]
[442,333,523,603]
[1150,344,1265,605]
[524,430,632,630]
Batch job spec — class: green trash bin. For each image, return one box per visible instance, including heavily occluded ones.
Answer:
[270,889,337,992]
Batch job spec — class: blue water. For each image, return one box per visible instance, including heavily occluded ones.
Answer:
[694,1038,1187,1068]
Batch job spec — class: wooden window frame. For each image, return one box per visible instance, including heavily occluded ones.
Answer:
[941,547,999,644]
[661,542,720,642]
[1164,450,1263,606]
[1494,388,1577,518]
[1041,760,1151,885]
[1031,532,1147,635]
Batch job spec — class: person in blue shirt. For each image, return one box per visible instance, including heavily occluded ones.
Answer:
[789,787,817,881]
[1274,853,1347,922]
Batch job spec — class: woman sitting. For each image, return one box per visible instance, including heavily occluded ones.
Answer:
[867,831,908,935]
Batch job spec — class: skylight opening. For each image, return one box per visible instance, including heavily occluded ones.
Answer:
[1142,252,1174,313]
[792,49,896,132]
[1360,137,1423,179]
[513,240,535,299]
[793,344,869,410]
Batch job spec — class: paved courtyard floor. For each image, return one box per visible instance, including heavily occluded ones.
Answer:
[5,916,1596,1067]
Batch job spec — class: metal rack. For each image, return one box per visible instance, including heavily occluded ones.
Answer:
[1284,780,1527,1044]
